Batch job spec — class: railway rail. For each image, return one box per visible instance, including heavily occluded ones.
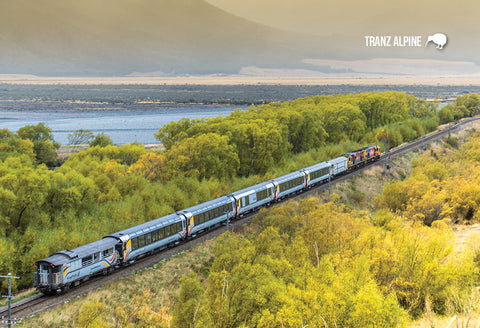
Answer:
[2,116,478,324]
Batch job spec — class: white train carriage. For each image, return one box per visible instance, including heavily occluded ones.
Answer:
[179,196,235,236]
[34,236,119,293]
[231,180,277,217]
[273,170,306,200]
[109,213,186,264]
[329,156,348,175]
[301,161,331,188]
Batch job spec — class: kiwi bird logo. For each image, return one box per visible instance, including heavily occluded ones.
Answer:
[425,33,447,50]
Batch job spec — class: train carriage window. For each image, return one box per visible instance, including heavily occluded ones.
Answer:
[145,232,152,245]
[257,189,267,200]
[165,225,171,237]
[102,248,113,258]
[152,230,158,242]
[138,235,145,248]
[132,238,138,250]
[158,228,165,239]
[82,256,93,266]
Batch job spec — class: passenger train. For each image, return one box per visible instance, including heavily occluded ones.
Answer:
[34,145,381,294]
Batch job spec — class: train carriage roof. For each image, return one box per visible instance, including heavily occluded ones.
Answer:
[302,161,330,172]
[230,180,275,198]
[180,195,233,214]
[274,170,305,184]
[38,236,119,266]
[328,156,348,165]
[109,212,184,240]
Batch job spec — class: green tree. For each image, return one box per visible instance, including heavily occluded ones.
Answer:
[89,133,113,147]
[17,123,60,165]
[68,129,94,145]
[167,133,239,179]
[172,273,205,328]
[438,105,454,124]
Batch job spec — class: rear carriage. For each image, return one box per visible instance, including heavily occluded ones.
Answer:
[34,236,119,294]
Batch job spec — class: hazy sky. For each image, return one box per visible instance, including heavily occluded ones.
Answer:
[0,0,478,77]
[204,0,465,34]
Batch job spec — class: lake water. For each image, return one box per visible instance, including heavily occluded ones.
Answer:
[0,102,245,144]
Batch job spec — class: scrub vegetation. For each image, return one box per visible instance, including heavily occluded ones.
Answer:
[2,91,480,327]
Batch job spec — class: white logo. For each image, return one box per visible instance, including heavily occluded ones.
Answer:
[425,33,447,50]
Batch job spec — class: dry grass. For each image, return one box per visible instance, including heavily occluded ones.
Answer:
[315,153,414,211]
[452,224,480,255]
[3,75,480,86]
[408,315,480,328]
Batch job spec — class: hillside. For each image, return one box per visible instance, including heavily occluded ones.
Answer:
[16,128,480,327]
[0,0,322,76]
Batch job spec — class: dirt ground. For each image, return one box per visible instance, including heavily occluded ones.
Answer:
[3,75,480,86]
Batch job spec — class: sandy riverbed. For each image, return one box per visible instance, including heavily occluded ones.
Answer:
[3,75,480,86]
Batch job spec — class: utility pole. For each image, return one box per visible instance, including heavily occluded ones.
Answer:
[384,151,388,175]
[421,133,424,153]
[224,210,230,232]
[1,273,20,328]
[226,211,230,232]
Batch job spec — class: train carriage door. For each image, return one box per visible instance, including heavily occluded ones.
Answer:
[182,212,194,236]
[249,193,257,205]
[39,263,49,285]
[180,216,188,238]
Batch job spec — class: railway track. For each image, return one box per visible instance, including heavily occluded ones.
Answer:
[3,116,479,324]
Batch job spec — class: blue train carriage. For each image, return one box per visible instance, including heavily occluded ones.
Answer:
[344,145,381,170]
[109,213,187,265]
[231,180,277,217]
[301,161,331,188]
[34,236,119,294]
[179,196,235,236]
[329,156,349,176]
[274,170,307,201]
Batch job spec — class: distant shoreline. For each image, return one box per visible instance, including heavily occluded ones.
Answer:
[3,75,480,86]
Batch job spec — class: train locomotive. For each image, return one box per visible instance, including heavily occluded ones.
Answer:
[34,145,380,294]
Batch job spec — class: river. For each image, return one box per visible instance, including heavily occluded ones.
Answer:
[0,103,245,144]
